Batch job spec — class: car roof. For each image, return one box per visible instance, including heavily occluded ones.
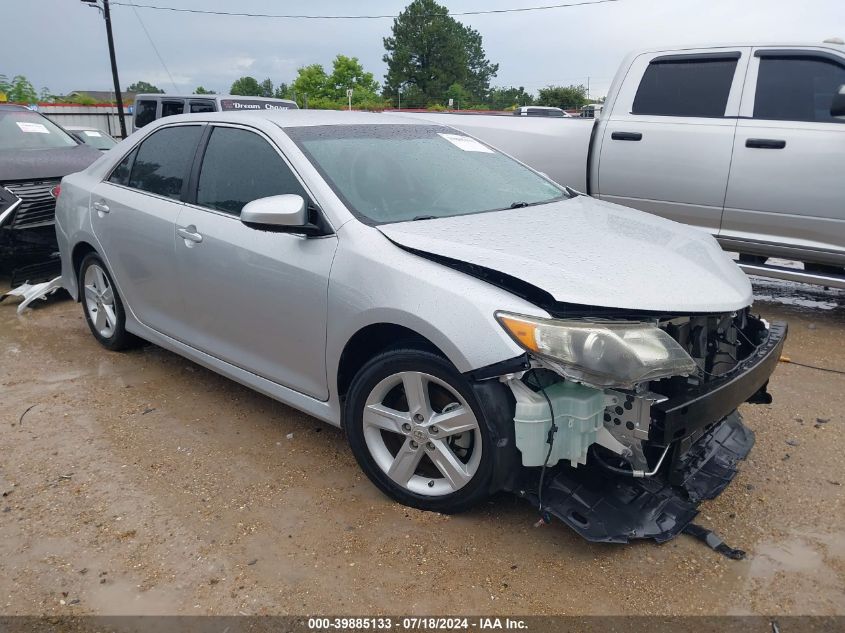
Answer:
[0,104,30,111]
[151,109,440,129]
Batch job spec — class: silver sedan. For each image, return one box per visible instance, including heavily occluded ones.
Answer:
[55,110,783,541]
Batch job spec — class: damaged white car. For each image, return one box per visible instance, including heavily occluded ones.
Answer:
[55,111,786,543]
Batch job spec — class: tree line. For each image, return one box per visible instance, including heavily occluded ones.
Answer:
[1,0,598,112]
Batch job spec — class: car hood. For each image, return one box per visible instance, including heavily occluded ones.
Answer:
[377,196,752,313]
[0,145,102,183]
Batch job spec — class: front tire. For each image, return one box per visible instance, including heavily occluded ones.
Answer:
[78,253,138,351]
[344,348,513,514]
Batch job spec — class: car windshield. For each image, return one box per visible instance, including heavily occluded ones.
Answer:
[285,124,565,224]
[74,129,117,150]
[0,110,79,151]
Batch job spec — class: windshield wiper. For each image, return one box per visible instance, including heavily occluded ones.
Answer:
[412,215,437,221]
[509,201,529,208]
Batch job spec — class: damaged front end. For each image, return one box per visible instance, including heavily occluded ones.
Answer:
[489,308,787,543]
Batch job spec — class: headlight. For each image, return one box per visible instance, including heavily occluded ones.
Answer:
[497,312,697,388]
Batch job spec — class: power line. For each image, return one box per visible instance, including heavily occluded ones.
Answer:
[127,1,179,92]
[109,0,622,20]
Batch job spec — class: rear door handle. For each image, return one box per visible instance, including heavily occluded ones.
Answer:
[611,131,642,141]
[176,225,203,244]
[92,200,110,214]
[746,138,786,149]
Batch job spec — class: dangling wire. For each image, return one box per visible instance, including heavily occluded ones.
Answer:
[531,370,558,522]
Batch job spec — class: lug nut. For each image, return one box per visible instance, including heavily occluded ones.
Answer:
[410,440,419,449]
[402,423,412,432]
[429,426,439,434]
[413,413,424,423]
[426,441,435,451]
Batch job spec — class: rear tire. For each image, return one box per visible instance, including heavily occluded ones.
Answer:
[344,348,515,514]
[78,253,138,351]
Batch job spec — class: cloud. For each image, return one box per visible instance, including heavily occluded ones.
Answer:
[4,0,843,98]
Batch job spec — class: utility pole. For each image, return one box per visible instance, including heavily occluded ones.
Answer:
[82,0,127,137]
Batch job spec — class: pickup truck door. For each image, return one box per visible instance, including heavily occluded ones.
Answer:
[594,48,750,233]
[721,48,845,263]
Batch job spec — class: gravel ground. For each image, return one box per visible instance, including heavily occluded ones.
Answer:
[1,277,843,616]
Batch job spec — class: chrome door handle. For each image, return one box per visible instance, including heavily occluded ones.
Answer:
[176,226,203,244]
[92,200,110,213]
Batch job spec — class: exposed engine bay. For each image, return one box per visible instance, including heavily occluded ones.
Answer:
[495,308,787,543]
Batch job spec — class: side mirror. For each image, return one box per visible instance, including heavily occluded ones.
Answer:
[240,194,321,235]
[832,85,845,118]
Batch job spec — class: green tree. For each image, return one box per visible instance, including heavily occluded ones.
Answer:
[193,86,215,94]
[230,76,263,96]
[536,84,588,110]
[273,82,291,100]
[444,83,471,109]
[0,74,10,99]
[383,0,498,106]
[487,86,533,110]
[291,64,329,105]
[127,80,163,94]
[329,55,380,101]
[8,75,37,103]
[259,78,274,98]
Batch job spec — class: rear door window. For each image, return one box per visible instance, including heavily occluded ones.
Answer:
[632,54,739,117]
[196,126,307,216]
[128,125,203,200]
[134,100,157,128]
[754,54,845,123]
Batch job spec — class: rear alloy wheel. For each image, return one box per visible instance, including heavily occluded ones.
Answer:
[345,348,505,513]
[79,253,138,351]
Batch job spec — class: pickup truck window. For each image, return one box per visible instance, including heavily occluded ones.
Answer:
[754,56,845,123]
[632,56,738,118]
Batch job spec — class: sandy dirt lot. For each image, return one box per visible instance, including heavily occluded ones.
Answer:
[1,277,844,616]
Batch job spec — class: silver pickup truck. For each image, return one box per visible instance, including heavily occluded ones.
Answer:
[410,41,845,289]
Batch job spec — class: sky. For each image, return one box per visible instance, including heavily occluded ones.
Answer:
[3,0,844,102]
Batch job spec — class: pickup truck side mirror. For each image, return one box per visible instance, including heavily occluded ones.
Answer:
[831,85,845,118]
[240,194,322,236]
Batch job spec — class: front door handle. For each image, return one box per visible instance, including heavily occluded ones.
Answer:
[611,131,643,141]
[746,138,786,149]
[92,200,110,214]
[176,225,203,244]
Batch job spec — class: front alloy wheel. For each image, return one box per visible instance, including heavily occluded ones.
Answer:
[363,371,482,496]
[345,348,511,514]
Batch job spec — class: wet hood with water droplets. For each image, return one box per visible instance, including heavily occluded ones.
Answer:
[378,196,752,313]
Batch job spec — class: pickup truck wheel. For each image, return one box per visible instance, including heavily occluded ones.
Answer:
[79,253,138,351]
[344,348,508,514]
